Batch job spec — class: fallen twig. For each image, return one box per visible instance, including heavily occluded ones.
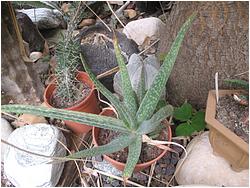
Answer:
[147,162,156,187]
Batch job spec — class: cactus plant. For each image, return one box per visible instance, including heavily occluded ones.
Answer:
[2,13,196,179]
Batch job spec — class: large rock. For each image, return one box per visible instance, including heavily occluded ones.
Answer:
[79,24,139,92]
[1,118,14,162]
[4,124,67,187]
[17,8,66,30]
[123,17,165,45]
[175,132,249,186]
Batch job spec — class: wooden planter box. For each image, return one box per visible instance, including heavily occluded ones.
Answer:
[205,90,249,171]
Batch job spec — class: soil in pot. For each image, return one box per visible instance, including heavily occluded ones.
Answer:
[216,95,249,143]
[98,127,169,163]
[50,82,91,108]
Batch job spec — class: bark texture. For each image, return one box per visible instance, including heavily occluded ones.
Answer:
[157,1,249,109]
[1,2,44,105]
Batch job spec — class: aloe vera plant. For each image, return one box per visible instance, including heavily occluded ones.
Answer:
[1,13,196,179]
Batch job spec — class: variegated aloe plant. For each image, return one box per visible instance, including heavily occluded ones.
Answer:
[1,13,196,179]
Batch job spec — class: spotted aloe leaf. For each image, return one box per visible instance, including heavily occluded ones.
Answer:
[66,134,136,159]
[113,34,138,128]
[136,13,196,123]
[80,54,135,129]
[122,136,142,179]
[1,105,130,133]
[137,105,173,135]
[136,65,146,105]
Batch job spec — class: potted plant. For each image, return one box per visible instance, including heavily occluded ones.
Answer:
[205,79,249,171]
[43,2,100,134]
[92,107,172,172]
[2,13,196,180]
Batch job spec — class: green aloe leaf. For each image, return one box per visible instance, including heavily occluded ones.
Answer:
[113,34,138,126]
[136,65,146,105]
[66,134,136,159]
[1,105,130,133]
[176,122,195,136]
[80,54,136,129]
[136,13,196,123]
[173,102,192,121]
[224,79,249,91]
[190,111,205,131]
[155,99,167,112]
[137,105,173,135]
[122,136,142,179]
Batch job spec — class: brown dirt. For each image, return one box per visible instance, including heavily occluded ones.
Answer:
[50,82,91,108]
[216,95,249,143]
[98,127,169,163]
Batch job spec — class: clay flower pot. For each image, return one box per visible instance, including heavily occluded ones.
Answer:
[205,90,249,171]
[44,71,100,134]
[92,108,172,172]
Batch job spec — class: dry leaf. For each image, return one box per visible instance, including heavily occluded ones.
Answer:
[12,114,48,127]
[61,3,70,13]
[79,18,96,28]
[124,9,137,19]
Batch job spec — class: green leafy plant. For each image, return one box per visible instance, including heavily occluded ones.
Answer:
[173,102,205,136]
[2,13,196,180]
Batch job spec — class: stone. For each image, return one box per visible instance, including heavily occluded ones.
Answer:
[123,17,165,45]
[17,8,66,30]
[29,52,43,62]
[1,118,14,162]
[92,156,122,176]
[4,123,67,187]
[175,132,249,187]
[79,24,138,92]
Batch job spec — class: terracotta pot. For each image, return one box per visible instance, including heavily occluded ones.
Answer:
[92,108,172,172]
[205,90,249,171]
[44,71,100,134]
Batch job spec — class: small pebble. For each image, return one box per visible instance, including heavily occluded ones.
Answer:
[154,165,162,174]
[95,155,103,162]
[85,162,93,168]
[103,183,112,187]
[165,164,175,176]
[111,180,120,187]
[133,172,147,181]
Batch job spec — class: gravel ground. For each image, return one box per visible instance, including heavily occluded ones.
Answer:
[216,95,249,143]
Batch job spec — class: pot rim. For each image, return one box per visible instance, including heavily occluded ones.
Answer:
[44,71,96,110]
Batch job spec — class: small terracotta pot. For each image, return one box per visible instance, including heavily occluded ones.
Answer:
[92,108,172,172]
[44,71,100,134]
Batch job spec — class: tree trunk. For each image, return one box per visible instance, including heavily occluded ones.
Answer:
[157,1,248,109]
[1,2,44,105]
